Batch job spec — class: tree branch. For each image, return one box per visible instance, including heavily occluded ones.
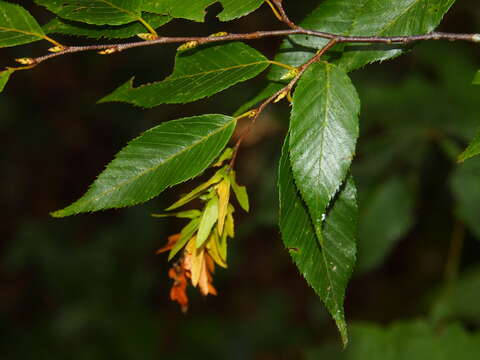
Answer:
[5,29,480,69]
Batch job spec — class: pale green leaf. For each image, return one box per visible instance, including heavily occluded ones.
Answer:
[357,178,414,273]
[168,218,201,260]
[450,158,480,240]
[35,0,144,26]
[269,0,455,79]
[289,62,359,232]
[43,13,170,39]
[196,197,219,247]
[165,170,224,211]
[229,171,249,212]
[279,135,357,346]
[142,0,263,22]
[0,68,14,92]
[151,209,202,219]
[100,42,270,108]
[0,1,45,48]
[52,114,236,217]
[458,129,480,163]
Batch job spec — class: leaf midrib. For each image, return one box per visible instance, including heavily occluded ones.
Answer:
[0,26,44,38]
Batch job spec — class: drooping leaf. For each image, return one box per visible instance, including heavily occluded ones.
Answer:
[458,129,480,163]
[307,321,480,360]
[289,61,360,232]
[0,1,46,48]
[52,114,236,217]
[196,196,219,247]
[473,70,480,85]
[43,13,170,39]
[165,170,224,211]
[279,135,357,346]
[142,0,263,22]
[229,171,249,212]
[216,177,230,234]
[450,158,480,240]
[151,209,202,219]
[35,0,144,26]
[357,178,414,273]
[269,0,455,79]
[168,218,201,260]
[100,42,270,108]
[0,68,14,92]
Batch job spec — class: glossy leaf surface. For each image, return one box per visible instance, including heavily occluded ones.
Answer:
[142,0,263,22]
[279,135,357,346]
[289,61,359,232]
[100,42,269,108]
[52,115,236,217]
[43,13,170,39]
[35,0,144,26]
[0,1,45,48]
[269,0,455,79]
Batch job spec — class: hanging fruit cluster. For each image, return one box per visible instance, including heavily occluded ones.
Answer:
[154,149,249,312]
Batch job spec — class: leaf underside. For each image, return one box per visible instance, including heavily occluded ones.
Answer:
[279,134,358,347]
[100,42,270,108]
[52,114,236,217]
[143,0,264,22]
[35,0,143,26]
[43,13,171,39]
[269,0,456,80]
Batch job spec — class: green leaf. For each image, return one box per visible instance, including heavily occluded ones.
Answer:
[35,0,144,26]
[279,135,357,346]
[289,61,360,232]
[216,0,264,21]
[308,321,480,360]
[450,158,480,240]
[142,0,263,22]
[151,209,202,219]
[473,70,480,85]
[43,13,170,39]
[458,129,480,162]
[0,68,14,92]
[196,197,219,247]
[269,0,455,79]
[168,218,201,260]
[229,171,249,212]
[52,114,236,217]
[0,1,46,48]
[357,178,414,273]
[165,170,224,211]
[100,42,270,108]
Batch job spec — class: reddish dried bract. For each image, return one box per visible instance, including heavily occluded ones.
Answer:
[168,262,189,313]
[156,233,181,254]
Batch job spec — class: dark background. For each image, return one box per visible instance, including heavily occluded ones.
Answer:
[1,1,480,359]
